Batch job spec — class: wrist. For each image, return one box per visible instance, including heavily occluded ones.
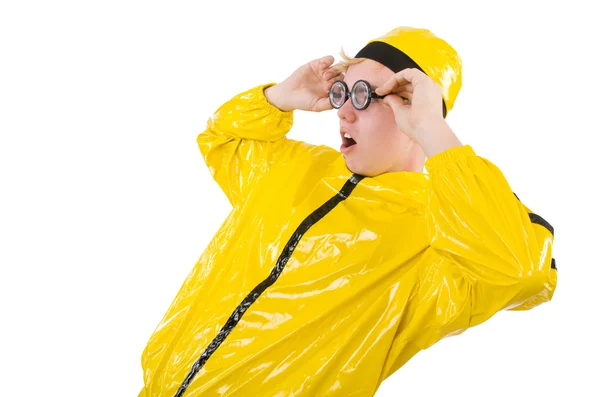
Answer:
[264,84,294,112]
[414,118,462,158]
[414,118,449,143]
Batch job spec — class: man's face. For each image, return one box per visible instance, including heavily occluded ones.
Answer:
[337,59,414,176]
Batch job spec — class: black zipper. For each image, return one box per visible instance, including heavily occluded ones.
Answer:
[173,174,365,397]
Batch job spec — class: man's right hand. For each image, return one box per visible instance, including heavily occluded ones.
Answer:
[264,55,344,112]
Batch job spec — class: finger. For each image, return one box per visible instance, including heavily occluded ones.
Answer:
[382,99,407,120]
[377,82,413,97]
[376,78,408,96]
[329,63,345,74]
[322,68,335,80]
[376,68,418,95]
[323,68,343,81]
[380,92,412,105]
[382,94,400,106]
[391,85,414,95]
[392,94,412,105]
[313,96,333,112]
[397,91,412,101]
[375,70,408,95]
[319,55,335,69]
[323,76,340,93]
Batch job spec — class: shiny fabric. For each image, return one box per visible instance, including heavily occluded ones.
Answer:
[138,83,557,396]
[357,26,463,114]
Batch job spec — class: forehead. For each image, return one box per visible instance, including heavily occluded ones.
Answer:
[342,59,393,88]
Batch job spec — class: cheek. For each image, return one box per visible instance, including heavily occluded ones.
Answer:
[372,106,396,131]
[373,131,403,156]
[363,110,402,150]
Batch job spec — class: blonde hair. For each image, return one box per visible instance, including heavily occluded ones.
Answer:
[330,46,366,74]
[330,46,390,77]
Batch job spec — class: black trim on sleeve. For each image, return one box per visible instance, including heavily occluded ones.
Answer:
[514,192,555,236]
[514,192,557,271]
[528,213,554,236]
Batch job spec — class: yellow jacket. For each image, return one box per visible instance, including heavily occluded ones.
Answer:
[138,83,557,397]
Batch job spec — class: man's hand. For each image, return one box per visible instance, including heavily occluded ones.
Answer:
[375,68,446,142]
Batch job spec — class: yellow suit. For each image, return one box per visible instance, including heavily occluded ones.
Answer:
[138,82,557,396]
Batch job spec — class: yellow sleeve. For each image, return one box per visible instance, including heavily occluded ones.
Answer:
[416,144,557,347]
[197,82,304,207]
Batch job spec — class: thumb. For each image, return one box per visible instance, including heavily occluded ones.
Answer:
[382,94,406,113]
[313,96,333,112]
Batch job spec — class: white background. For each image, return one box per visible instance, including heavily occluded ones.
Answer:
[1,1,598,396]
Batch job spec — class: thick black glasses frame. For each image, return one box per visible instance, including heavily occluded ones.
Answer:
[328,79,387,110]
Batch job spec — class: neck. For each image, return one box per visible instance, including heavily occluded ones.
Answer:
[390,140,426,173]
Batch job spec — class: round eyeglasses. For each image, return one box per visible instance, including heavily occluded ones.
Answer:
[328,79,387,110]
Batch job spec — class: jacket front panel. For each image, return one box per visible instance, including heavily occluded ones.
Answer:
[138,83,557,397]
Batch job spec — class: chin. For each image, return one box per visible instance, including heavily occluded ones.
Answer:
[344,158,378,177]
[343,157,358,174]
[354,160,395,177]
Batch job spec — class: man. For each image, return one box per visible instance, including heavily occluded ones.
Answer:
[138,26,557,397]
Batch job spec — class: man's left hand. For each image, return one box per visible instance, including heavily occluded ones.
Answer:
[375,68,446,142]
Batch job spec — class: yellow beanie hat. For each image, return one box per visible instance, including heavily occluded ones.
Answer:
[354,27,462,118]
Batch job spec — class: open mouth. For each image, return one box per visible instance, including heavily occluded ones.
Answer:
[341,132,357,148]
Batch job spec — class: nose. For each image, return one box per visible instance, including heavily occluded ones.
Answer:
[337,96,357,123]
